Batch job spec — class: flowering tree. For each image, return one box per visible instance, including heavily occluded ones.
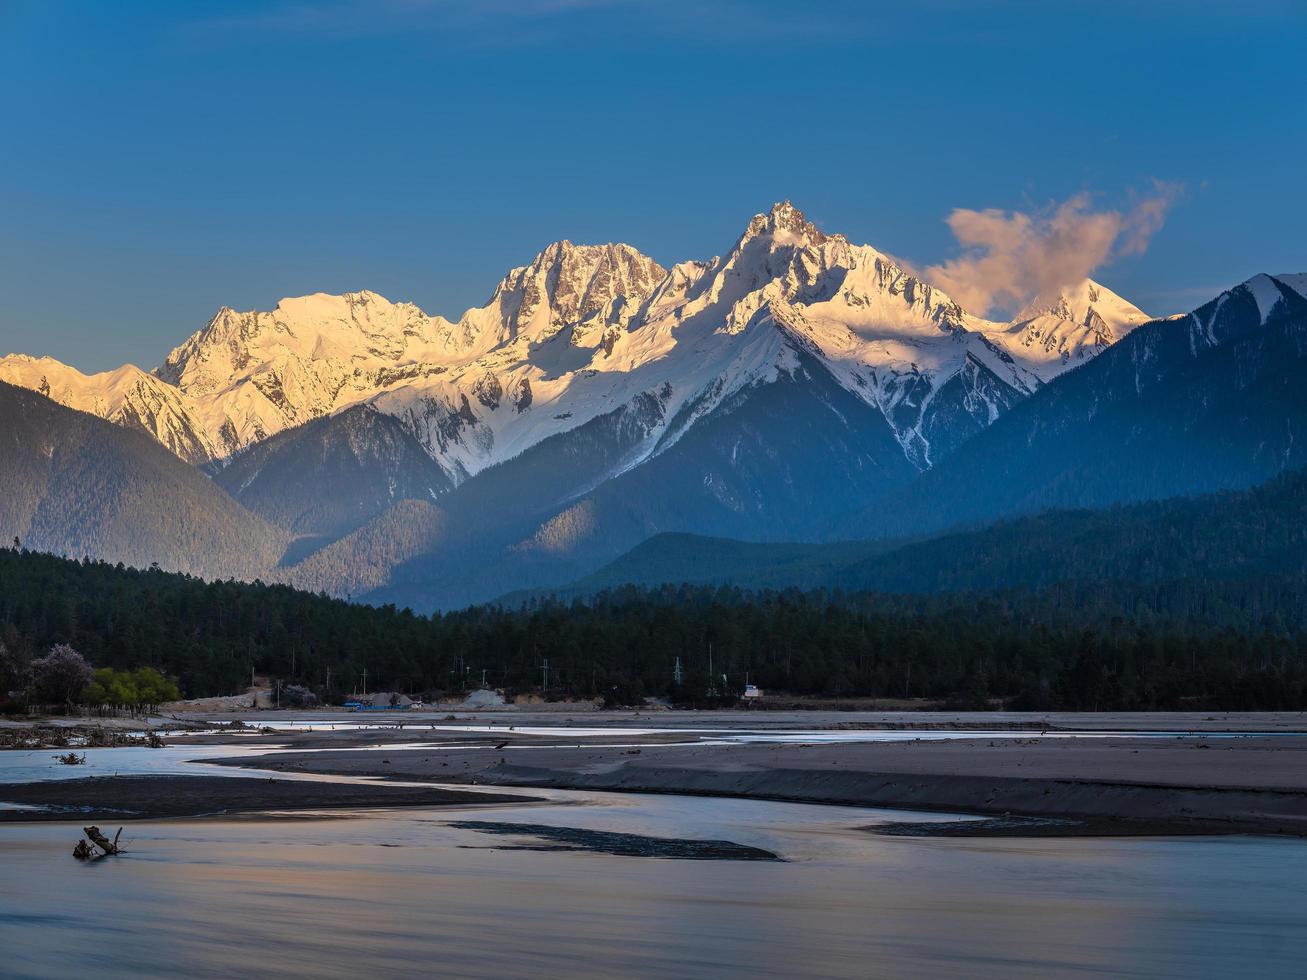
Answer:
[31,644,94,707]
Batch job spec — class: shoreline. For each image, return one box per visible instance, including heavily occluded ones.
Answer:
[12,707,1307,735]
[203,731,1307,837]
[5,715,1307,837]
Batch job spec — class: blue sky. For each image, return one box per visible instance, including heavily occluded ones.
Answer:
[2,0,1305,370]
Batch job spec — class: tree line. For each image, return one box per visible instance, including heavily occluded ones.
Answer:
[3,545,1307,711]
[1,639,179,715]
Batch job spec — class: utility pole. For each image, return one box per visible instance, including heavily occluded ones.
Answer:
[481,668,487,689]
[540,658,550,690]
[362,667,368,697]
[673,657,684,685]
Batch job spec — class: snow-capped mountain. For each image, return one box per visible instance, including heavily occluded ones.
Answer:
[0,202,1148,482]
[1001,278,1152,382]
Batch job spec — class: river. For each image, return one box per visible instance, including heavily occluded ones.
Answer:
[1,740,1305,977]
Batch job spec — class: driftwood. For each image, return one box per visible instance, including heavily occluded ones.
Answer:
[73,825,124,861]
[55,751,87,766]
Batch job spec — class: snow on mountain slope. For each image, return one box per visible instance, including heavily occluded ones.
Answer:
[842,272,1307,543]
[1238,272,1307,323]
[371,201,1040,479]
[143,243,668,471]
[998,278,1152,382]
[1179,274,1307,357]
[1,202,1154,481]
[459,241,667,352]
[154,290,474,459]
[0,354,216,463]
[1275,273,1307,300]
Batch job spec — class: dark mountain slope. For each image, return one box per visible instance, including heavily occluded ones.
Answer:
[519,533,899,597]
[0,381,286,579]
[279,499,448,599]
[366,350,920,609]
[213,404,452,551]
[838,464,1307,595]
[845,275,1307,539]
[272,385,678,602]
[548,462,1307,602]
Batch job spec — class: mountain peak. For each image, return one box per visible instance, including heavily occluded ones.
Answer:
[5,205,1167,495]
[1238,273,1300,322]
[735,201,829,252]
[1003,278,1152,380]
[479,240,668,346]
[1014,278,1148,327]
[767,200,821,236]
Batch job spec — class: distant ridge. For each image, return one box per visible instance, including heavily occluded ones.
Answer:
[539,463,1307,602]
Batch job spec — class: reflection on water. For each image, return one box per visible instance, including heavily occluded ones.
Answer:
[2,792,1306,979]
[3,734,1307,977]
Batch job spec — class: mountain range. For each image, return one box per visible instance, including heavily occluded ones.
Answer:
[1,202,1303,609]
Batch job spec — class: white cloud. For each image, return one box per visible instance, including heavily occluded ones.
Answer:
[924,185,1181,315]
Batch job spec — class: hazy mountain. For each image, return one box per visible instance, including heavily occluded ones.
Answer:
[543,461,1307,602]
[0,381,286,579]
[279,499,448,599]
[535,534,899,597]
[834,466,1307,595]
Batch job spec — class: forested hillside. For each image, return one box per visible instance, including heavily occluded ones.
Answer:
[837,467,1307,593]
[2,546,1305,711]
[0,381,287,580]
[572,465,1307,598]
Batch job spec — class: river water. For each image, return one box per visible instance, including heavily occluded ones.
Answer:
[2,741,1306,978]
